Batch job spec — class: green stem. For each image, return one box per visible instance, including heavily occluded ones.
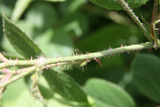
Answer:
[0,66,36,88]
[0,42,154,88]
[0,42,153,69]
[117,0,151,41]
[44,42,152,64]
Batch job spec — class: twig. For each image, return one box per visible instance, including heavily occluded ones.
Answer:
[117,0,151,41]
[0,66,36,88]
[0,42,153,69]
[0,42,153,88]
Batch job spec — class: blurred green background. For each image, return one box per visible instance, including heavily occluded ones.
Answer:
[1,0,160,107]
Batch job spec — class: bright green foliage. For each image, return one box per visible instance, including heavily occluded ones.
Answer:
[90,0,149,10]
[0,0,160,107]
[43,70,90,106]
[131,54,160,102]
[2,14,90,106]
[84,78,136,107]
[3,14,43,58]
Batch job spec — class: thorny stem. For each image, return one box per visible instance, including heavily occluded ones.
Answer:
[0,0,157,100]
[117,0,151,41]
[0,40,154,87]
[151,0,158,39]
[0,42,153,88]
[0,0,158,105]
[41,62,72,70]
[31,69,47,106]
[0,42,153,70]
[0,66,36,88]
[0,62,72,88]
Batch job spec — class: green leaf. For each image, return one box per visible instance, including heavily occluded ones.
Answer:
[1,79,27,107]
[1,79,70,107]
[131,53,160,102]
[3,14,43,58]
[89,0,149,10]
[43,70,90,106]
[2,14,90,105]
[11,0,32,21]
[84,78,136,107]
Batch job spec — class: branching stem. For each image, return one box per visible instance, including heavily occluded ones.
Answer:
[0,0,157,94]
[0,66,36,88]
[117,0,151,41]
[0,42,153,88]
[0,42,152,69]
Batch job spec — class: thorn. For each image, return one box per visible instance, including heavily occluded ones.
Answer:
[95,58,103,67]
[94,57,97,61]
[16,57,19,64]
[86,58,90,62]
[6,73,11,80]
[136,16,139,20]
[1,73,12,83]
[3,68,9,73]
[72,60,75,63]
[121,44,124,48]
[127,51,130,54]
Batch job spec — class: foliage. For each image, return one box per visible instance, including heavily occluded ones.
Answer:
[0,0,160,107]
